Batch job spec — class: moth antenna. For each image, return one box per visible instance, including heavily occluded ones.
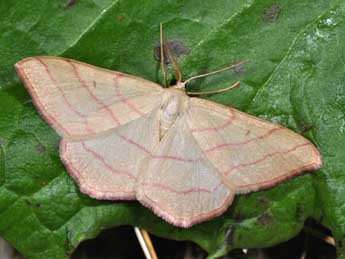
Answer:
[187,81,240,95]
[160,23,168,88]
[183,60,246,85]
[164,37,182,83]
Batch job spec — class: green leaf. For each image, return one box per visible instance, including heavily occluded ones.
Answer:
[0,0,344,258]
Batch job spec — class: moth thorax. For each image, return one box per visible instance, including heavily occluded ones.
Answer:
[159,90,188,139]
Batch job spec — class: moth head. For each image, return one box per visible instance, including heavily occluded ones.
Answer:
[172,81,186,90]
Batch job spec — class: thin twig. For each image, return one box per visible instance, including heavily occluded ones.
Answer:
[134,227,158,259]
[141,229,158,259]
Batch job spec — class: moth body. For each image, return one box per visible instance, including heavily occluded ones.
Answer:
[159,88,189,139]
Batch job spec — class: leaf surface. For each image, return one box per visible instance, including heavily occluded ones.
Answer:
[0,0,344,258]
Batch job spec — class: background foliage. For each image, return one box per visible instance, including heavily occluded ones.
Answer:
[0,0,344,258]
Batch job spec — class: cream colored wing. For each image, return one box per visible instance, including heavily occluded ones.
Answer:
[60,108,160,200]
[136,115,234,228]
[15,56,163,139]
[187,98,322,194]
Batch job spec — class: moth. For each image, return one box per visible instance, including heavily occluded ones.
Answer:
[15,26,321,228]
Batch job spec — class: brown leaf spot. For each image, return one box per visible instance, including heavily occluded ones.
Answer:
[295,204,304,222]
[257,196,270,206]
[258,213,274,225]
[232,62,246,76]
[154,40,190,64]
[233,211,244,222]
[116,15,126,22]
[64,0,78,9]
[263,3,281,23]
[24,199,32,206]
[298,121,314,133]
[35,143,46,154]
